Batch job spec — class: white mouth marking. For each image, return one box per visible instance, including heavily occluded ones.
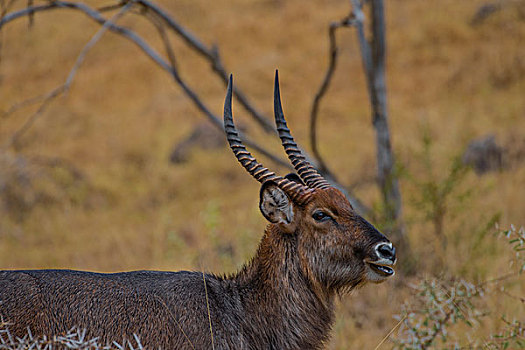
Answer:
[364,257,396,280]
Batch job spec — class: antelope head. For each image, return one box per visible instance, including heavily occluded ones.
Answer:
[224,71,396,294]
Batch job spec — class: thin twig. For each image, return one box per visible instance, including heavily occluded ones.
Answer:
[420,309,454,350]
[310,14,355,179]
[153,295,195,350]
[97,2,126,13]
[439,281,478,323]
[2,1,134,150]
[202,271,215,350]
[307,12,370,214]
[1,92,49,119]
[135,0,275,133]
[0,0,16,19]
[373,313,407,350]
[478,272,519,287]
[498,288,525,303]
[0,0,17,65]
[145,10,177,70]
[3,86,64,150]
[26,0,33,27]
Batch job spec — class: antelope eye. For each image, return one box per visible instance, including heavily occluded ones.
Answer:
[312,210,331,222]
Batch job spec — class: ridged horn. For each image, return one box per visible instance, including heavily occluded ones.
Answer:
[273,71,331,189]
[224,75,314,204]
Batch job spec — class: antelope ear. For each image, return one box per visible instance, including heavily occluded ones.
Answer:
[259,181,294,226]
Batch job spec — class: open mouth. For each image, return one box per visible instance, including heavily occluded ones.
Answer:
[366,262,395,277]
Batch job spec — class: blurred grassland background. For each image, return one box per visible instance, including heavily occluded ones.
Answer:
[0,0,524,348]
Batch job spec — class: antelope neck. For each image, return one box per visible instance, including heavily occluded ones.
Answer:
[231,225,335,349]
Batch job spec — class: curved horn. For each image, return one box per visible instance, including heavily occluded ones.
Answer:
[224,75,314,204]
[273,71,331,189]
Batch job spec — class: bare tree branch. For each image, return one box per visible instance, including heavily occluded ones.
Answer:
[1,92,48,119]
[3,87,63,150]
[0,0,292,169]
[138,6,292,169]
[308,12,376,215]
[134,0,276,134]
[1,1,135,151]
[1,0,372,210]
[310,14,355,181]
[145,10,178,71]
[349,0,406,244]
[97,2,127,13]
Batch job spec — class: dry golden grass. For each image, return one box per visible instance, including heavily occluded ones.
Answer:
[1,0,524,348]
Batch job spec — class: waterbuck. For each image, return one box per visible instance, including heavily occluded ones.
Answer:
[0,72,396,349]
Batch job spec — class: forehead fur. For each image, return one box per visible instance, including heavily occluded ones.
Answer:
[305,188,353,214]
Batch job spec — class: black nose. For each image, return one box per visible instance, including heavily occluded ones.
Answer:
[376,243,396,262]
